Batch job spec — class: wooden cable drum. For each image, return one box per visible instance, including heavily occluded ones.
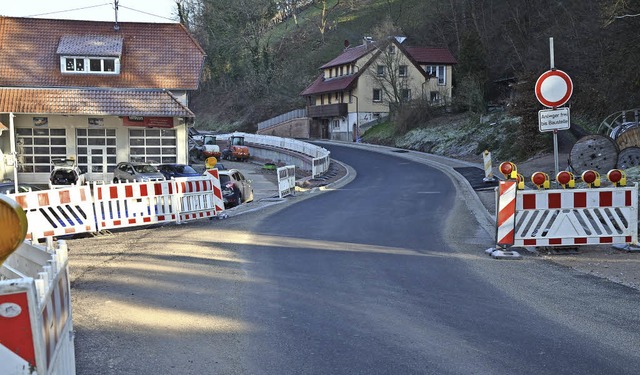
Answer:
[615,125,640,150]
[617,146,640,169]
[569,135,619,174]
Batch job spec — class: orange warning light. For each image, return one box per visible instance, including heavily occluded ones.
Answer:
[531,171,550,189]
[607,169,626,187]
[556,171,575,188]
[581,170,600,188]
[499,162,517,179]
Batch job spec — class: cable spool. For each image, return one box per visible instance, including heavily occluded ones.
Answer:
[569,135,618,174]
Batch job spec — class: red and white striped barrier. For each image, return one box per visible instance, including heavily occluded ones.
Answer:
[496,181,517,246]
[203,169,225,213]
[514,185,638,246]
[9,187,96,241]
[93,180,177,231]
[1,240,76,375]
[173,177,218,223]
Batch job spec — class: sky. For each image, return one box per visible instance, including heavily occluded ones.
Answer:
[1,0,179,23]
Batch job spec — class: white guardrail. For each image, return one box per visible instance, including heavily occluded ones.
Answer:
[218,132,331,177]
[1,239,75,375]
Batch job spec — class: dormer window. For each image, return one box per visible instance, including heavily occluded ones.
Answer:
[57,35,122,75]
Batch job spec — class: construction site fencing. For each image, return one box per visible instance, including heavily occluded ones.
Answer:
[1,239,75,375]
[7,173,224,241]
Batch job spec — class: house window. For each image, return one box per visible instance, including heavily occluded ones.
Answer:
[61,56,120,74]
[388,45,396,54]
[377,65,385,76]
[129,128,177,164]
[401,89,411,101]
[76,128,117,173]
[425,65,446,85]
[373,89,382,102]
[340,66,344,76]
[399,65,408,77]
[332,119,340,129]
[16,128,67,173]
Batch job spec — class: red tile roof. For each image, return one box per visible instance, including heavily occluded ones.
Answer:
[300,74,359,96]
[0,88,194,117]
[0,17,206,90]
[404,47,457,65]
[320,44,374,69]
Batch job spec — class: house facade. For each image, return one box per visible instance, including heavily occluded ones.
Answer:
[0,17,205,185]
[300,37,456,141]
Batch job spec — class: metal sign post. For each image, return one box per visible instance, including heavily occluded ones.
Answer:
[535,37,573,179]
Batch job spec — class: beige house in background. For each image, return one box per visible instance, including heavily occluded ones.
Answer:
[300,36,456,141]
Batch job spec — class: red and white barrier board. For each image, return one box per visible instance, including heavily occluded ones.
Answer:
[1,240,75,375]
[173,177,218,223]
[203,169,225,213]
[9,187,96,241]
[512,184,638,246]
[93,180,177,231]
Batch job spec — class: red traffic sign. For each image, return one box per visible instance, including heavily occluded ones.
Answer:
[535,69,573,108]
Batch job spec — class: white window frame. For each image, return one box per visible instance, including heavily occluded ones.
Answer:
[377,65,385,77]
[16,128,67,173]
[128,128,177,164]
[426,65,446,86]
[373,89,382,103]
[399,65,408,77]
[61,56,120,74]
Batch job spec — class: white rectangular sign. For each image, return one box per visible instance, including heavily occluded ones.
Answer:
[538,107,570,132]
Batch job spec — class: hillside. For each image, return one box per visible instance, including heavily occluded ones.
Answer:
[181,0,639,159]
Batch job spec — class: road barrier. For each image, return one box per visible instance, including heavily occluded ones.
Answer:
[488,164,638,257]
[8,171,225,241]
[11,186,96,241]
[277,165,296,198]
[0,239,75,375]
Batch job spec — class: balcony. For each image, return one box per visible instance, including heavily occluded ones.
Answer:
[307,103,348,118]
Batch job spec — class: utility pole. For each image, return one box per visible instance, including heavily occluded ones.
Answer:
[113,0,120,31]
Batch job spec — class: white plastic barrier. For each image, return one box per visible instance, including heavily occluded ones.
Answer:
[0,240,75,375]
[512,184,638,246]
[9,187,96,241]
[277,165,296,198]
[93,180,176,231]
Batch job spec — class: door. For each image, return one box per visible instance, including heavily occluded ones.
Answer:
[87,146,109,183]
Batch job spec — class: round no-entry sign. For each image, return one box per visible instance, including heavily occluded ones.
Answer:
[535,69,573,108]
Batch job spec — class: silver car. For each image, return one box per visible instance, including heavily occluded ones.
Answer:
[112,162,165,183]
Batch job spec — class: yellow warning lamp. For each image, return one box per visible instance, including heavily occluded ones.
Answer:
[607,169,627,187]
[499,162,518,180]
[0,194,28,266]
[516,173,525,190]
[205,156,218,169]
[556,171,575,189]
[581,170,601,188]
[531,171,550,189]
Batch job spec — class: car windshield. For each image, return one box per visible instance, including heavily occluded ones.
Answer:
[219,175,231,184]
[176,165,197,174]
[134,164,158,173]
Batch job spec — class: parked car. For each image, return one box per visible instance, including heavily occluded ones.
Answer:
[112,162,165,183]
[0,181,43,194]
[49,158,86,189]
[218,169,254,208]
[158,164,200,179]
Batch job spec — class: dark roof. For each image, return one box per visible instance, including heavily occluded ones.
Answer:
[319,44,374,69]
[404,47,457,65]
[56,35,123,56]
[0,87,194,117]
[300,74,359,96]
[0,17,206,90]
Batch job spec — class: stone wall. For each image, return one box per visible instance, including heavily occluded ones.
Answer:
[257,118,311,139]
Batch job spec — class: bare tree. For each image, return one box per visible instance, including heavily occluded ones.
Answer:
[313,0,340,42]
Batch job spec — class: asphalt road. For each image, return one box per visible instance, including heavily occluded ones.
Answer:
[70,144,640,374]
